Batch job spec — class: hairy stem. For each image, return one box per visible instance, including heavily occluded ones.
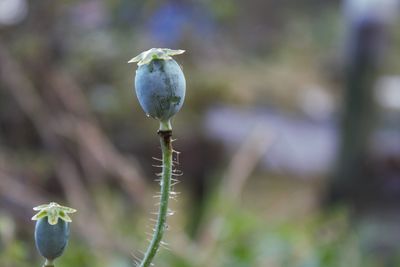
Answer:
[139,127,173,267]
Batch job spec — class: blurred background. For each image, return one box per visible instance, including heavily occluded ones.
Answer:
[1,0,400,266]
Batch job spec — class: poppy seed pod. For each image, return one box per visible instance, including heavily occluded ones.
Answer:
[32,202,76,263]
[129,48,186,123]
[34,218,70,260]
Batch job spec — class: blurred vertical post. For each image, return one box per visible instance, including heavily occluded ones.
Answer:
[328,0,398,205]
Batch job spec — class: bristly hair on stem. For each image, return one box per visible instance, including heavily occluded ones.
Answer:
[138,123,173,267]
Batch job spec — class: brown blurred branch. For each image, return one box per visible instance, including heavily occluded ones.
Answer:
[0,41,149,206]
[0,42,57,147]
[197,125,274,266]
[220,125,275,200]
[55,155,137,255]
[46,68,149,202]
[0,170,47,210]
[53,115,148,204]
[0,40,149,254]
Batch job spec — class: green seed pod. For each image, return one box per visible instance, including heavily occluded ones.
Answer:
[34,217,69,260]
[129,48,186,127]
[32,202,76,263]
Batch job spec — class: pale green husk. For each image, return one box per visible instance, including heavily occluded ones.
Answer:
[32,202,76,225]
[128,48,185,66]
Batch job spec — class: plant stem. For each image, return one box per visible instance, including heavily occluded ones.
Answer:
[139,127,173,267]
[43,259,54,267]
[159,119,172,131]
